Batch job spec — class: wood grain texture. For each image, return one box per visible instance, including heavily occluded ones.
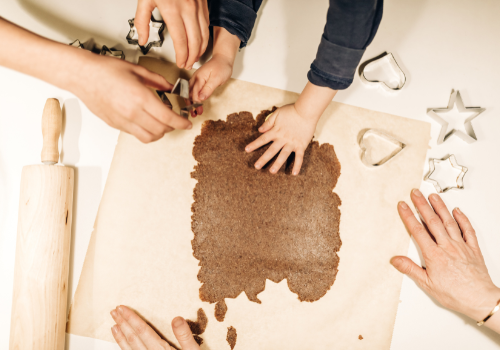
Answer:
[9,164,74,350]
[41,98,61,164]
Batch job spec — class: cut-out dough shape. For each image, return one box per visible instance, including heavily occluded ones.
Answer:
[358,52,406,91]
[427,90,485,144]
[424,154,468,193]
[359,129,406,167]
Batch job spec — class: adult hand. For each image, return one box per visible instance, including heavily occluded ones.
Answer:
[135,0,209,70]
[110,305,200,350]
[73,51,192,143]
[392,190,500,330]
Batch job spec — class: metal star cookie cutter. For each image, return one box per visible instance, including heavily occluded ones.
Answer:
[427,90,485,144]
[99,45,125,59]
[126,16,165,54]
[359,129,406,167]
[69,39,84,49]
[157,78,202,118]
[424,154,468,193]
[358,52,406,91]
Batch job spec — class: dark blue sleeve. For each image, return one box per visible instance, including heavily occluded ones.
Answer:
[307,0,383,90]
[207,0,263,48]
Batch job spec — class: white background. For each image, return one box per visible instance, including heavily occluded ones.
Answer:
[1,0,499,349]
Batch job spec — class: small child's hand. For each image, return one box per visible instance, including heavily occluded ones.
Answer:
[245,104,317,175]
[189,53,233,116]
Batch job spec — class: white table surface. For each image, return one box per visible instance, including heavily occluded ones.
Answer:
[1,0,500,348]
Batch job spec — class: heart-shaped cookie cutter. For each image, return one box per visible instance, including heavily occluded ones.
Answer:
[359,129,406,167]
[358,52,406,91]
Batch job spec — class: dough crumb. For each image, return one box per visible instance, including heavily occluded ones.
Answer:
[359,335,363,340]
[227,326,237,349]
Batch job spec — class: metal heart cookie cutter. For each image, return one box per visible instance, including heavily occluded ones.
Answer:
[427,90,485,144]
[157,78,202,118]
[358,52,406,91]
[359,129,406,167]
[424,154,468,193]
[126,16,165,54]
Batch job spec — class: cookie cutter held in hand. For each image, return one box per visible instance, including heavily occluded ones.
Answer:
[126,16,165,54]
[424,154,468,193]
[359,129,406,167]
[157,78,202,118]
[358,52,406,91]
[427,90,485,144]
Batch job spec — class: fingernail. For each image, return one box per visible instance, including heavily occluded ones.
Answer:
[455,207,462,214]
[200,94,206,100]
[172,317,185,328]
[187,124,192,130]
[412,189,423,197]
[117,306,123,315]
[429,193,439,201]
[390,256,401,266]
[270,168,276,173]
[112,325,119,335]
[398,201,408,209]
[179,63,185,69]
[187,66,192,70]
[110,310,117,318]
[255,163,261,169]
[293,171,298,176]
[245,147,250,152]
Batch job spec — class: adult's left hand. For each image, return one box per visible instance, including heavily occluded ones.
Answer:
[110,305,200,350]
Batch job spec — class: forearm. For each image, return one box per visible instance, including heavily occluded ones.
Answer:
[212,26,240,63]
[0,17,84,92]
[294,82,337,123]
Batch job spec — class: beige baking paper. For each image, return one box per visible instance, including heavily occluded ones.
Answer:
[67,57,431,349]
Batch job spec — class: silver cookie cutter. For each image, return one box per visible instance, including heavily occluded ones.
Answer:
[69,39,85,49]
[427,90,485,144]
[99,45,125,59]
[126,16,165,54]
[358,52,406,91]
[359,129,406,167]
[424,154,468,193]
[156,78,202,118]
[69,39,96,52]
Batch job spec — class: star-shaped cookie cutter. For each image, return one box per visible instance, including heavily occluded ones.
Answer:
[359,129,406,167]
[99,45,125,60]
[156,78,202,118]
[358,52,406,91]
[69,39,85,49]
[126,16,165,54]
[424,154,468,193]
[427,90,485,144]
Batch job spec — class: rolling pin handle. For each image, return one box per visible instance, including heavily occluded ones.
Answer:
[41,98,62,165]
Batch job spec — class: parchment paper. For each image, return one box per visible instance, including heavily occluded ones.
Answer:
[67,57,431,349]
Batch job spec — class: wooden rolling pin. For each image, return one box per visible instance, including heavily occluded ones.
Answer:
[9,99,74,350]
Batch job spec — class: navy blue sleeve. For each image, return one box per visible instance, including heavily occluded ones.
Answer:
[207,0,263,48]
[307,0,383,90]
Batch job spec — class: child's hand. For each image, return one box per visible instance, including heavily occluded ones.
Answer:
[135,0,209,70]
[245,82,338,175]
[245,104,317,175]
[189,54,233,116]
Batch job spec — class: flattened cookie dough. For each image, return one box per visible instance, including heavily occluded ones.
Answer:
[191,109,342,320]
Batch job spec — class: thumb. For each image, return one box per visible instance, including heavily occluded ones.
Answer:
[135,0,155,46]
[259,110,278,133]
[137,68,173,92]
[171,317,200,350]
[391,256,428,287]
[199,75,221,101]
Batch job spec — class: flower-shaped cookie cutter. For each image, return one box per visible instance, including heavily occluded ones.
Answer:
[157,78,202,118]
[358,52,406,91]
[126,16,165,54]
[424,154,468,193]
[427,90,485,144]
[359,129,406,167]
